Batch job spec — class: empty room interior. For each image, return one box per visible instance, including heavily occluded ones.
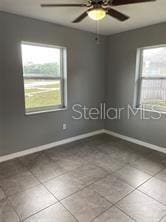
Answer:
[1,0,166,221]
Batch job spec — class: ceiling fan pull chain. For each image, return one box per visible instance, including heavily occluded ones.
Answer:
[95,21,100,44]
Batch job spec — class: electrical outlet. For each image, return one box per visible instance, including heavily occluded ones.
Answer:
[63,123,67,130]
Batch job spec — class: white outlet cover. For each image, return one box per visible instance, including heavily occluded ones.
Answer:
[63,124,67,130]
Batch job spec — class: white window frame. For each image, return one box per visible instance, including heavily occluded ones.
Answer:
[21,41,67,115]
[135,45,166,113]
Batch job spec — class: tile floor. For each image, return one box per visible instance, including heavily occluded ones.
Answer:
[0,134,166,222]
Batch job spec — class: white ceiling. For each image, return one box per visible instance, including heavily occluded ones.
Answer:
[1,0,166,35]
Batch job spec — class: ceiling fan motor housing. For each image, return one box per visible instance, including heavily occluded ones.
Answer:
[89,0,108,6]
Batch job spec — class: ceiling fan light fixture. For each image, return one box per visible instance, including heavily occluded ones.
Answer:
[88,8,106,21]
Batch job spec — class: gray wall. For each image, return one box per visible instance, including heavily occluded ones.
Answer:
[0,12,106,156]
[1,11,166,157]
[0,13,4,150]
[106,22,166,148]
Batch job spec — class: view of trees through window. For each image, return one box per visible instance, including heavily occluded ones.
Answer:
[24,63,60,77]
[139,46,166,110]
[21,43,63,113]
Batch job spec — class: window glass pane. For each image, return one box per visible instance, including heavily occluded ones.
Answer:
[21,43,63,112]
[142,47,166,77]
[24,79,62,110]
[140,79,166,109]
[22,44,61,77]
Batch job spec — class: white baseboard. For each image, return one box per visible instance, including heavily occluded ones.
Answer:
[1,128,165,163]
[0,129,105,163]
[103,129,166,154]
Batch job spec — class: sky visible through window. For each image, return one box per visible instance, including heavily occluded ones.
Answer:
[21,44,60,65]
[142,47,166,77]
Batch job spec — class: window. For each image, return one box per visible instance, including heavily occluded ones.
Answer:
[21,42,67,114]
[136,45,166,112]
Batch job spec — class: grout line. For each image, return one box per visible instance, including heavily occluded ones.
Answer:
[72,188,114,222]
[0,157,136,222]
[57,172,113,202]
[129,161,166,177]
[88,188,136,222]
[97,147,152,169]
[40,179,79,222]
[112,189,136,207]
[1,135,166,222]
[2,182,41,199]
[19,170,60,221]
[107,167,166,222]
[4,154,111,200]
[137,189,166,207]
[21,202,58,222]
[1,160,46,222]
[114,205,137,222]
[112,166,154,189]
[6,198,22,222]
[10,159,60,221]
[103,171,160,215]
[134,169,166,207]
[90,205,114,222]
[0,164,42,198]
[46,157,166,222]
[60,202,79,222]
[111,168,165,209]
[136,169,164,189]
[8,181,57,221]
[159,214,166,222]
[27,163,81,222]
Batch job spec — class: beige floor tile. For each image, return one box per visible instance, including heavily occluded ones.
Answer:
[155,168,166,183]
[0,200,20,222]
[44,173,84,200]
[62,188,111,222]
[9,184,57,220]
[118,190,166,222]
[90,175,133,204]
[20,153,66,182]
[24,203,77,222]
[139,177,166,205]
[0,159,27,180]
[115,165,151,188]
[0,171,39,196]
[0,188,6,201]
[93,206,134,222]
[70,164,108,185]
[131,155,165,176]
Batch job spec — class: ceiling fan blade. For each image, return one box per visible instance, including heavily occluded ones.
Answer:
[72,11,88,23]
[106,8,129,21]
[41,4,87,7]
[111,0,156,6]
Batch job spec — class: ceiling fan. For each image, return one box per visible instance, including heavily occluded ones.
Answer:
[41,0,156,23]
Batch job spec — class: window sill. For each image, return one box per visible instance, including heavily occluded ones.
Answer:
[25,107,67,116]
